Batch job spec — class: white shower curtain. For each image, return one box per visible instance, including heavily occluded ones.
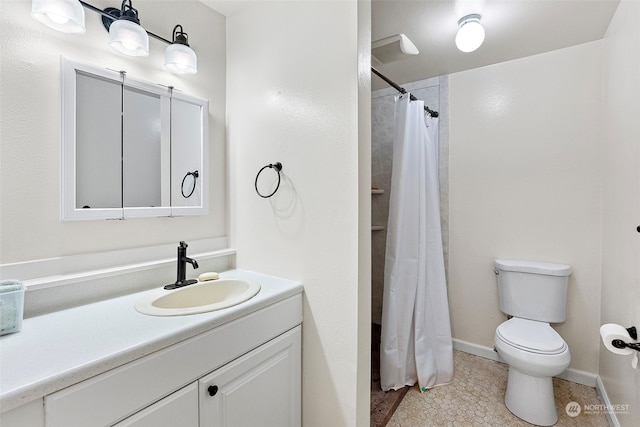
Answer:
[380,94,453,392]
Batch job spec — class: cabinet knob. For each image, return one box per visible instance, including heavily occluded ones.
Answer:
[208,385,219,396]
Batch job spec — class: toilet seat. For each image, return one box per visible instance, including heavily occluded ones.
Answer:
[496,318,566,355]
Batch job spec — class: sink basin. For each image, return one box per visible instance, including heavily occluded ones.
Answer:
[135,278,261,316]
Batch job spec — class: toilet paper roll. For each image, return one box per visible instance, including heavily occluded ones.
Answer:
[600,323,634,356]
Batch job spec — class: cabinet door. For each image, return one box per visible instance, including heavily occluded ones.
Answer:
[113,382,198,427]
[199,326,301,427]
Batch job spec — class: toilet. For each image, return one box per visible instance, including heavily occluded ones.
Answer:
[493,259,572,426]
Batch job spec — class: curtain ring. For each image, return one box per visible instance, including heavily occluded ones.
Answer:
[255,162,283,198]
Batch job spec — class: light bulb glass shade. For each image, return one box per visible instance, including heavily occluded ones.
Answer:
[455,15,485,53]
[109,19,149,57]
[165,44,198,74]
[31,0,85,34]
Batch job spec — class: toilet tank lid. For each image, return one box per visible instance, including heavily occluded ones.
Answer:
[495,259,572,276]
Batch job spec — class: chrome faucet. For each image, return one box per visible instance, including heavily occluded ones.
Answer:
[165,241,199,290]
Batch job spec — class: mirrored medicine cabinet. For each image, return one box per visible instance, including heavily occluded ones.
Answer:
[61,58,209,220]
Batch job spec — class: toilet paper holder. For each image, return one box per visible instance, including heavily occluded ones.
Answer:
[611,326,640,353]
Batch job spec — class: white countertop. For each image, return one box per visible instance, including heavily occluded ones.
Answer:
[0,270,303,412]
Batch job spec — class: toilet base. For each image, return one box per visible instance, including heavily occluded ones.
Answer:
[504,367,558,426]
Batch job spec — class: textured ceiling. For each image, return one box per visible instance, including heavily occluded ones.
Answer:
[200,0,621,90]
[371,0,620,89]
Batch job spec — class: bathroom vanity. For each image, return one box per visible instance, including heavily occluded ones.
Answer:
[0,270,303,427]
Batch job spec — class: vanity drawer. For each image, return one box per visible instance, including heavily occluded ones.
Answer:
[113,382,198,427]
[45,295,302,427]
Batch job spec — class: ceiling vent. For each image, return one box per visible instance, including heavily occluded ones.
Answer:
[371,34,419,66]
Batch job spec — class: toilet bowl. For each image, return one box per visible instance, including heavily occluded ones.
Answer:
[494,318,571,426]
[493,259,572,426]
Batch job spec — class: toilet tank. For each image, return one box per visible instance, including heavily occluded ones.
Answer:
[495,259,571,323]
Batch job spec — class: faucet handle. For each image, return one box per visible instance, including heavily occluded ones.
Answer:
[179,241,188,248]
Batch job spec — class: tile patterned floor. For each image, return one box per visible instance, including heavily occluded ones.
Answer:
[387,350,610,427]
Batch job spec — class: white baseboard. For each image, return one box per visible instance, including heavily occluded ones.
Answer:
[452,338,502,362]
[452,338,598,387]
[596,375,621,427]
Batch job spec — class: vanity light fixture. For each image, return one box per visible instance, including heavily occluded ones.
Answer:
[104,0,149,56]
[31,0,86,33]
[30,0,198,74]
[455,14,485,53]
[165,25,198,75]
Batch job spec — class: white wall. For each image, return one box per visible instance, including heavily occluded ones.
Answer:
[0,0,226,263]
[600,0,640,423]
[226,1,369,425]
[448,41,604,375]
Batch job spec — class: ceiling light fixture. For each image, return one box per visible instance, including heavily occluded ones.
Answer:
[455,14,485,53]
[165,25,198,75]
[31,0,86,33]
[30,1,199,75]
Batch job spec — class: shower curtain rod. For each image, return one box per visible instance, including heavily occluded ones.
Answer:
[371,67,439,118]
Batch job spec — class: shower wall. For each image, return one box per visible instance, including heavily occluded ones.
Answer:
[371,76,449,324]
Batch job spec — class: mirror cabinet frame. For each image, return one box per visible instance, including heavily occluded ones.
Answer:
[60,57,209,220]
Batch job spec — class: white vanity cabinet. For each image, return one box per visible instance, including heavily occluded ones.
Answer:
[113,326,301,427]
[39,295,302,427]
[199,326,301,426]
